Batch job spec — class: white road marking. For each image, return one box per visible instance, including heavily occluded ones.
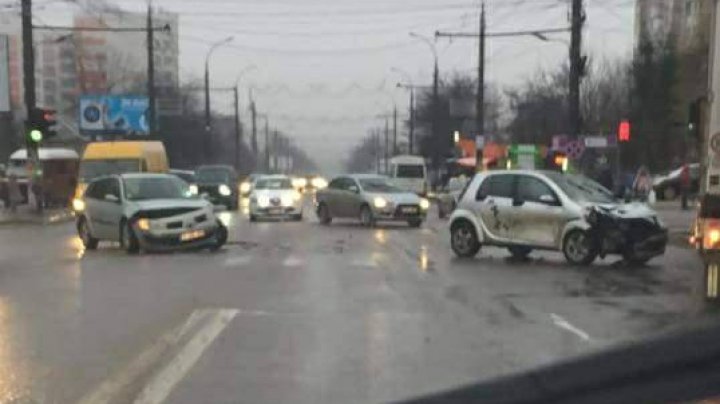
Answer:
[282,255,304,267]
[223,256,251,267]
[550,313,592,342]
[76,310,209,404]
[134,309,238,404]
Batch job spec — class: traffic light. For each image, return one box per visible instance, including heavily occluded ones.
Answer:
[688,100,701,139]
[29,107,58,141]
[618,120,630,142]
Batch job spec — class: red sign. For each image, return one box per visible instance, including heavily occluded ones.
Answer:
[618,120,630,142]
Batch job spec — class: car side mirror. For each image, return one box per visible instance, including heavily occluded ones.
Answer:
[539,194,558,205]
[104,194,119,203]
[348,185,359,193]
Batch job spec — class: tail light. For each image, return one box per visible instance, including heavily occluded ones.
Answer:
[703,219,720,250]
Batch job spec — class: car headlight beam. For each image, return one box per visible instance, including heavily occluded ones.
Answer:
[240,182,251,193]
[188,184,199,195]
[137,218,151,231]
[72,198,85,212]
[257,195,270,208]
[219,184,232,196]
[373,197,388,209]
[419,198,430,210]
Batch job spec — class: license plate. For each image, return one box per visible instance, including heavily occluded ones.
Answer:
[180,230,205,242]
[402,207,418,214]
[269,208,283,215]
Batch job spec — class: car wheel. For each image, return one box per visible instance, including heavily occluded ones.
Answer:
[563,229,597,265]
[408,218,422,228]
[662,186,677,201]
[209,221,228,252]
[508,246,532,259]
[451,220,481,258]
[359,205,375,227]
[317,203,332,225]
[293,213,303,221]
[77,217,98,250]
[120,220,140,254]
[249,214,257,222]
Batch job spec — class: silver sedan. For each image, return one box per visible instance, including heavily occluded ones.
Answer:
[314,174,430,227]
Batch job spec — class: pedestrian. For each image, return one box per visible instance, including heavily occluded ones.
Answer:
[7,174,21,213]
[680,162,690,210]
[632,166,652,201]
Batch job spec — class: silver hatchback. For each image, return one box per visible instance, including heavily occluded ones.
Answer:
[314,174,430,227]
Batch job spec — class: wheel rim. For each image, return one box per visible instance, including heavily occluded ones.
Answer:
[453,226,473,254]
[565,231,589,262]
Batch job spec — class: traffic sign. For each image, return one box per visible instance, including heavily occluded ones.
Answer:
[563,140,585,159]
[583,136,608,148]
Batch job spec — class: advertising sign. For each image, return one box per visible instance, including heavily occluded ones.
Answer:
[79,95,149,136]
[0,35,10,112]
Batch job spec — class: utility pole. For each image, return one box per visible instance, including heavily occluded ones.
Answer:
[233,86,241,171]
[21,0,38,210]
[273,130,279,172]
[392,105,397,155]
[569,0,585,138]
[250,92,257,159]
[432,51,439,168]
[146,1,155,136]
[476,2,485,172]
[384,118,389,174]
[409,88,415,154]
[375,130,381,174]
[264,118,270,172]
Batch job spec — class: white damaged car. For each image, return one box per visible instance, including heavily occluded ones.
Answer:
[449,170,668,265]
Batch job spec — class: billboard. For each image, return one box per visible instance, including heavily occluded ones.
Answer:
[79,95,149,136]
[0,35,10,112]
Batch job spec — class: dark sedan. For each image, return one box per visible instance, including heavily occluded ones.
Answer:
[195,165,240,210]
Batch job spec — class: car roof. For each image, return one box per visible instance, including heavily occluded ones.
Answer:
[346,173,389,180]
[119,173,175,179]
[196,165,235,171]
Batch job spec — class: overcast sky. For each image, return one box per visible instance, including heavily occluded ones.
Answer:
[33,0,635,173]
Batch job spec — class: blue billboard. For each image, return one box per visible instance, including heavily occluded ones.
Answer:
[79,95,150,136]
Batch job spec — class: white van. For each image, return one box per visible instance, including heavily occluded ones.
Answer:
[389,155,428,195]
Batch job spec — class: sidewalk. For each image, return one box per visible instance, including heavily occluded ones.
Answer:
[653,200,696,233]
[0,203,74,226]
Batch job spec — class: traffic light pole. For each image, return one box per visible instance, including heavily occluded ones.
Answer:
[21,0,41,211]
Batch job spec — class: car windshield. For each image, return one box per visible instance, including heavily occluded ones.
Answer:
[359,178,403,193]
[123,176,193,200]
[172,172,196,184]
[79,159,140,181]
[254,178,292,190]
[547,172,616,204]
[197,168,230,183]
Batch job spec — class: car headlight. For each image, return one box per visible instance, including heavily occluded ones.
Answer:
[240,182,251,193]
[419,198,430,210]
[72,198,85,212]
[188,184,198,195]
[136,218,151,231]
[373,197,388,209]
[219,184,232,196]
[312,177,328,189]
[257,195,270,208]
[292,178,307,189]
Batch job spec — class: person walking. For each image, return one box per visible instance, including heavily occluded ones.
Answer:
[680,163,690,210]
[7,174,22,213]
[632,166,652,201]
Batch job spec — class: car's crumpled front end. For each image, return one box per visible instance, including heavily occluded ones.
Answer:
[586,203,668,262]
[129,203,226,251]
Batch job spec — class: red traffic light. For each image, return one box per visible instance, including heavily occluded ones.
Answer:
[618,120,630,142]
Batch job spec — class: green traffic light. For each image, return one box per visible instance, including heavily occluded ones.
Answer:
[29,129,43,143]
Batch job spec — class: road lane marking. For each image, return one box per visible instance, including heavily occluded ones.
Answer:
[282,255,304,267]
[76,310,210,404]
[550,313,592,342]
[134,309,238,404]
[223,256,251,267]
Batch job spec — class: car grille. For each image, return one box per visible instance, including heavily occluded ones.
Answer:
[623,218,664,241]
[166,221,183,229]
[140,208,201,219]
[270,197,281,207]
[198,185,221,197]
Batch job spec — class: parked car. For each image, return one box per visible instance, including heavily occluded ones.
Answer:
[315,174,430,227]
[195,165,239,209]
[248,175,303,221]
[75,173,227,253]
[449,170,667,265]
[653,163,700,200]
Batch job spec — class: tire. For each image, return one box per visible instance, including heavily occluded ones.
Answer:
[317,203,332,225]
[451,220,481,258]
[77,217,98,250]
[408,218,423,228]
[359,205,375,227]
[249,214,257,222]
[209,221,227,252]
[120,220,140,254]
[508,246,532,259]
[562,229,597,265]
[293,213,303,221]
[662,186,677,201]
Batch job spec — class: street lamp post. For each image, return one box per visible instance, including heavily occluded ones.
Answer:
[409,32,440,166]
[391,67,416,155]
[203,36,233,161]
[234,64,257,171]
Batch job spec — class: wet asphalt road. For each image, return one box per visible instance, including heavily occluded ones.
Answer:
[0,198,715,404]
